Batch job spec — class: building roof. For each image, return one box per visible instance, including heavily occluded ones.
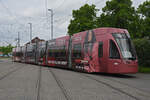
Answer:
[25,37,45,45]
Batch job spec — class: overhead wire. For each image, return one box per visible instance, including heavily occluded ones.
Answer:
[0,0,25,26]
[0,0,50,44]
[1,0,95,43]
[0,0,14,18]
[0,0,29,45]
[85,0,89,4]
[53,0,66,15]
[0,0,51,45]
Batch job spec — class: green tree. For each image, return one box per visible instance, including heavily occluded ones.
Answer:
[138,0,150,38]
[97,0,140,38]
[68,4,98,35]
[138,0,150,18]
[133,38,150,66]
[0,45,14,56]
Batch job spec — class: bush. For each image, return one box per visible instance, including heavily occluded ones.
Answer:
[133,38,150,67]
[139,66,150,73]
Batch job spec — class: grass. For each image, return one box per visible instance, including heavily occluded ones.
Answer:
[0,57,11,59]
[139,66,150,73]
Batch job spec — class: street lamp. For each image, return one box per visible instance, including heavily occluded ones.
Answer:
[28,23,32,42]
[18,32,20,47]
[48,9,53,40]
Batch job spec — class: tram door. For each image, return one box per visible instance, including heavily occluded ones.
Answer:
[68,37,72,68]
[98,42,104,72]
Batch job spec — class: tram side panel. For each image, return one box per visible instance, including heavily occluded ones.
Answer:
[13,47,22,62]
[12,27,138,74]
[38,41,47,65]
[46,36,70,68]
[20,46,26,63]
[26,43,35,64]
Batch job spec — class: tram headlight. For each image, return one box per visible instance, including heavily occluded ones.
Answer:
[114,62,119,65]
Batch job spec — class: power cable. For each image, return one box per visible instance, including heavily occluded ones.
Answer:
[0,0,28,32]
[85,0,89,4]
[53,0,65,15]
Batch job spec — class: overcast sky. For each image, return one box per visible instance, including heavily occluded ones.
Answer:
[0,0,146,46]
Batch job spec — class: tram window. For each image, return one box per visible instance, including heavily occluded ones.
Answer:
[98,42,103,57]
[12,53,16,56]
[48,51,52,57]
[60,50,66,58]
[26,52,33,57]
[73,43,81,58]
[55,52,58,57]
[63,46,66,57]
[16,52,22,57]
[40,50,44,57]
[48,45,66,58]
[109,40,120,59]
[48,46,55,57]
[58,50,62,58]
[58,46,66,58]
[51,51,55,57]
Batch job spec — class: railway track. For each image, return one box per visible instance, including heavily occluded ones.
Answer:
[0,63,24,81]
[1,60,148,100]
[49,68,72,100]
[36,66,42,100]
[45,67,149,100]
[23,65,149,100]
[0,62,17,71]
[79,73,140,100]
[95,74,150,94]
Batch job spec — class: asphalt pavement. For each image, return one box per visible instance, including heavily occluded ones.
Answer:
[0,59,150,100]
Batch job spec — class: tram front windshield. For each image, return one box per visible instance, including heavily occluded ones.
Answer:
[112,33,136,60]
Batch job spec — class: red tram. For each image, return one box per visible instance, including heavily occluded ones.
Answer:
[47,36,70,68]
[12,47,22,62]
[12,28,138,74]
[38,41,47,65]
[25,42,39,64]
[20,46,26,63]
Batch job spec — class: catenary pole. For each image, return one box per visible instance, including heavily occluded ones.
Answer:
[48,9,53,40]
